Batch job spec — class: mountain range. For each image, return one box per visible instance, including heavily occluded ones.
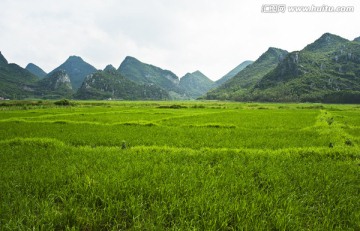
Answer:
[1,32,360,103]
[0,53,216,100]
[206,33,360,103]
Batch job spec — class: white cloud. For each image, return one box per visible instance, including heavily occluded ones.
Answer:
[0,0,359,80]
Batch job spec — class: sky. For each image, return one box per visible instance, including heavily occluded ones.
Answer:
[0,0,359,81]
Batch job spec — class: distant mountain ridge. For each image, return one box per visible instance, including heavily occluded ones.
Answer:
[216,60,253,86]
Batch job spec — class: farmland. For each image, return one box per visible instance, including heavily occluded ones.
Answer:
[0,101,359,230]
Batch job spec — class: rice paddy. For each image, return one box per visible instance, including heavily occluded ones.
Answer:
[0,101,359,230]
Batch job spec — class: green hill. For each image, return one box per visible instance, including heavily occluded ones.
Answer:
[248,33,360,103]
[205,48,288,100]
[118,56,185,99]
[26,63,47,79]
[35,70,74,99]
[303,33,348,52]
[75,65,169,100]
[0,52,39,99]
[216,60,253,86]
[179,71,215,98]
[48,56,97,90]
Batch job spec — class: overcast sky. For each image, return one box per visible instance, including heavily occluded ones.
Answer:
[0,0,359,80]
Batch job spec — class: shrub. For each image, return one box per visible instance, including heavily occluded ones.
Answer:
[122,140,127,149]
[345,139,353,146]
[54,99,73,106]
[157,104,187,109]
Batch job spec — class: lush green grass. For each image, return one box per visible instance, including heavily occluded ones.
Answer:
[0,101,359,230]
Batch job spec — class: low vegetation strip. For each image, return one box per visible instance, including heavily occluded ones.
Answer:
[0,118,160,127]
[0,121,332,149]
[187,123,237,129]
[3,137,359,155]
[314,110,357,148]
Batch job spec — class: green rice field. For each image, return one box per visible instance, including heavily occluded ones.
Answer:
[0,101,359,230]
